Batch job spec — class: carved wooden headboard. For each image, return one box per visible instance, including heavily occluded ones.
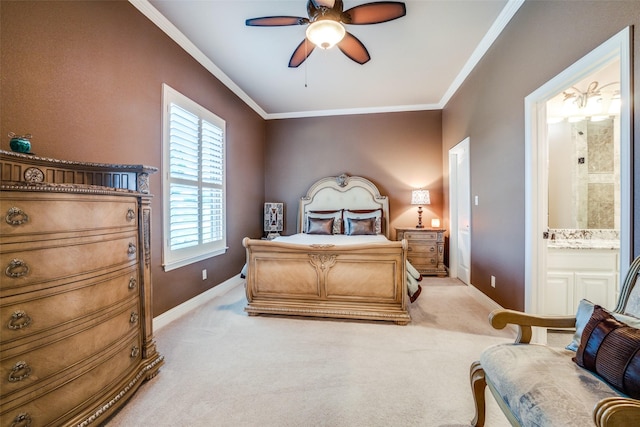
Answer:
[297,173,390,238]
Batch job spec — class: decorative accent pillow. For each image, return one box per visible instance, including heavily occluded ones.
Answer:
[573,305,640,398]
[566,299,640,351]
[345,217,376,235]
[307,217,335,235]
[306,210,342,234]
[344,209,383,234]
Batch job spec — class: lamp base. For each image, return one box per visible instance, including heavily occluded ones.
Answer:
[415,206,424,229]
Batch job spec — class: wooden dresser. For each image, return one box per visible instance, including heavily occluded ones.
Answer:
[0,150,163,426]
[396,227,447,277]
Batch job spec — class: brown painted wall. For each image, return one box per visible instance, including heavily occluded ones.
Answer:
[265,111,443,239]
[442,0,640,310]
[0,1,266,316]
[4,0,638,316]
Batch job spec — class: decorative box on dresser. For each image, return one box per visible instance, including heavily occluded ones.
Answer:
[396,227,447,277]
[0,150,163,427]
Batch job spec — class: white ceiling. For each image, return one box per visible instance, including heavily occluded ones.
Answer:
[132,0,523,119]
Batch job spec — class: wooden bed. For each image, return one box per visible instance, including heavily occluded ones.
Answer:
[243,174,410,325]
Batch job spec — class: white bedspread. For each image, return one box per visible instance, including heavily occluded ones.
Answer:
[272,233,390,245]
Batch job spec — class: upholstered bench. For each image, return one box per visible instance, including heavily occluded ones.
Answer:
[470,257,640,427]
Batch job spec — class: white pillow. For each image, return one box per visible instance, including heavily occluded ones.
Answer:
[566,299,640,351]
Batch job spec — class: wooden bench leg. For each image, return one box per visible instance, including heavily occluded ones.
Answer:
[470,360,487,427]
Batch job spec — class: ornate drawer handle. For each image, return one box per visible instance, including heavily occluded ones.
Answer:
[127,243,136,255]
[5,207,29,226]
[8,310,31,330]
[8,361,31,382]
[10,413,31,427]
[126,208,136,222]
[5,259,29,278]
[430,247,435,252]
[430,259,436,264]
[130,346,140,358]
[128,277,137,290]
[130,311,139,324]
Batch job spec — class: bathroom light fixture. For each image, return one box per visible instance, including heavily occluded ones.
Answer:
[305,19,346,49]
[411,189,430,229]
[548,80,620,124]
[563,81,620,117]
[563,81,599,108]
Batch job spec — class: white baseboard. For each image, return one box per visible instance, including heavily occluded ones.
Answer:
[153,274,244,331]
[466,282,519,337]
[466,282,504,312]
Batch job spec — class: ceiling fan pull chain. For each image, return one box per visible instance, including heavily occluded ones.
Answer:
[304,41,308,88]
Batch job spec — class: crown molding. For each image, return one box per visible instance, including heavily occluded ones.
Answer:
[129,0,269,119]
[131,0,524,120]
[265,102,442,120]
[439,0,525,108]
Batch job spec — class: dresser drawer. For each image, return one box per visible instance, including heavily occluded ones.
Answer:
[407,241,437,254]
[1,231,138,294]
[1,266,139,345]
[0,332,141,427]
[1,193,137,237]
[407,256,438,269]
[402,231,438,241]
[1,299,140,397]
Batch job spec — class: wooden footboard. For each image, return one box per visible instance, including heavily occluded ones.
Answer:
[242,237,410,325]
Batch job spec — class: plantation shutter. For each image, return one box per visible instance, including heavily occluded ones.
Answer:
[201,121,224,244]
[162,84,226,271]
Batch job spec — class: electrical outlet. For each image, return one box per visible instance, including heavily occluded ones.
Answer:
[202,269,207,280]
[491,275,496,288]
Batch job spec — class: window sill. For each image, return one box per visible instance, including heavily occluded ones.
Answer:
[163,247,228,272]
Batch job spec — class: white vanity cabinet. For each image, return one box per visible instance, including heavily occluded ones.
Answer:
[545,248,618,315]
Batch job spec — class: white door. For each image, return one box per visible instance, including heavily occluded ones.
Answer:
[449,138,471,285]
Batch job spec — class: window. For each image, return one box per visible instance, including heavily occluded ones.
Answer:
[162,84,226,271]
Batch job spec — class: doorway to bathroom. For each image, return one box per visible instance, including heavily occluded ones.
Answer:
[524,27,632,322]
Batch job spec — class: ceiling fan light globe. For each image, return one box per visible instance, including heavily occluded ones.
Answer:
[306,20,345,50]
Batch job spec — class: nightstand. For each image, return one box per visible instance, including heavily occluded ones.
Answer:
[396,227,446,276]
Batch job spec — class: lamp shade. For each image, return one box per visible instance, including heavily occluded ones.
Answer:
[411,189,430,205]
[306,20,346,49]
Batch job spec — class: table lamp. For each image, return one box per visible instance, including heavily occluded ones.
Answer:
[264,202,283,239]
[411,189,430,229]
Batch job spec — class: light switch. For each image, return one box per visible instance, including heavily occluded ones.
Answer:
[474,195,479,206]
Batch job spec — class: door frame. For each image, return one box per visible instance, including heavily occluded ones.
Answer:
[449,137,471,283]
[524,27,632,314]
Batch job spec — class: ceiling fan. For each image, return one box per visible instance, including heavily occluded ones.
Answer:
[245,0,406,68]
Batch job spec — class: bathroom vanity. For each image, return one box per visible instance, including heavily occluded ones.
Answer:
[544,230,619,316]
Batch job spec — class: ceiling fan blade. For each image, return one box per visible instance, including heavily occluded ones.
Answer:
[289,38,316,68]
[337,32,370,64]
[343,2,406,24]
[245,16,308,26]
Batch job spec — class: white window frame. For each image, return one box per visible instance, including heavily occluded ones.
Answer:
[162,83,227,271]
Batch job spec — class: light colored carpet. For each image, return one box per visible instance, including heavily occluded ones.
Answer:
[105,278,516,427]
